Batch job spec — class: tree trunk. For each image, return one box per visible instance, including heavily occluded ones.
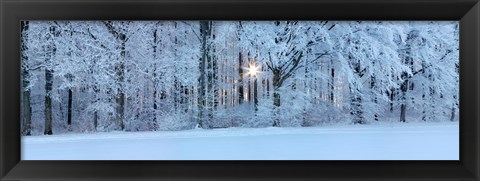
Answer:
[152,29,158,126]
[272,69,281,107]
[266,79,270,98]
[400,103,406,122]
[238,52,244,104]
[370,75,378,121]
[206,37,218,123]
[247,79,251,102]
[351,93,364,124]
[103,21,126,131]
[213,57,219,111]
[272,69,281,126]
[92,85,100,131]
[93,111,98,131]
[428,87,436,121]
[115,33,126,131]
[422,91,427,121]
[302,57,309,125]
[44,68,53,135]
[389,88,395,112]
[399,75,408,122]
[254,79,258,111]
[115,92,125,130]
[450,106,455,121]
[330,68,335,103]
[173,79,180,111]
[273,92,281,127]
[177,83,189,114]
[197,21,212,128]
[182,87,189,113]
[152,82,158,125]
[173,25,181,113]
[67,89,73,128]
[21,21,31,136]
[44,25,57,135]
[22,77,32,136]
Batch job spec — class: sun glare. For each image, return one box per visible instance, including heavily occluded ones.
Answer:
[245,62,261,77]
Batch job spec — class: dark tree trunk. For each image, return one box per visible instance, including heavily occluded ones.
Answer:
[422,92,427,121]
[272,69,281,107]
[181,87,190,113]
[399,74,408,122]
[389,88,395,112]
[232,79,235,106]
[44,68,53,135]
[152,29,158,126]
[254,79,258,111]
[92,85,100,131]
[273,92,281,107]
[177,83,189,113]
[93,111,98,130]
[67,89,73,127]
[374,97,378,121]
[197,21,212,128]
[262,79,266,98]
[21,21,31,136]
[238,52,244,104]
[213,57,219,111]
[247,79,251,102]
[371,75,378,121]
[173,79,180,111]
[330,68,335,103]
[44,25,57,135]
[272,92,281,127]
[400,104,406,122]
[266,79,270,97]
[247,56,252,102]
[115,34,126,130]
[153,88,157,110]
[22,76,32,136]
[428,86,436,121]
[115,92,125,130]
[223,60,229,108]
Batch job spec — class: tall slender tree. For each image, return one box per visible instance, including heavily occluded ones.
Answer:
[103,21,128,130]
[44,25,59,135]
[21,21,32,136]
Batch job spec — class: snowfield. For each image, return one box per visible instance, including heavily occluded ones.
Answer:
[22,122,459,160]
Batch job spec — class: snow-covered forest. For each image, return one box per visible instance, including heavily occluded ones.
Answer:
[20,21,459,136]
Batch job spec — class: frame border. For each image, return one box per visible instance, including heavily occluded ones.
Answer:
[1,0,479,180]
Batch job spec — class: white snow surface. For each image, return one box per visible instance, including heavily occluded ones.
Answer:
[22,122,459,160]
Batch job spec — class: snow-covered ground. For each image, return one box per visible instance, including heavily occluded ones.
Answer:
[22,122,459,160]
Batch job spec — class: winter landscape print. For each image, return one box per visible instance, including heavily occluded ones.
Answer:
[20,21,459,160]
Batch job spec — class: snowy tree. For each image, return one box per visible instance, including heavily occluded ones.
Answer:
[197,21,217,128]
[20,21,459,135]
[240,21,331,126]
[27,22,63,135]
[396,22,459,122]
[21,21,32,136]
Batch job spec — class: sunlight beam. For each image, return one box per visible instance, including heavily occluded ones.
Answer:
[245,62,262,78]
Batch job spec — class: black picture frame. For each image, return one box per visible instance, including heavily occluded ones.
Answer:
[1,0,479,180]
